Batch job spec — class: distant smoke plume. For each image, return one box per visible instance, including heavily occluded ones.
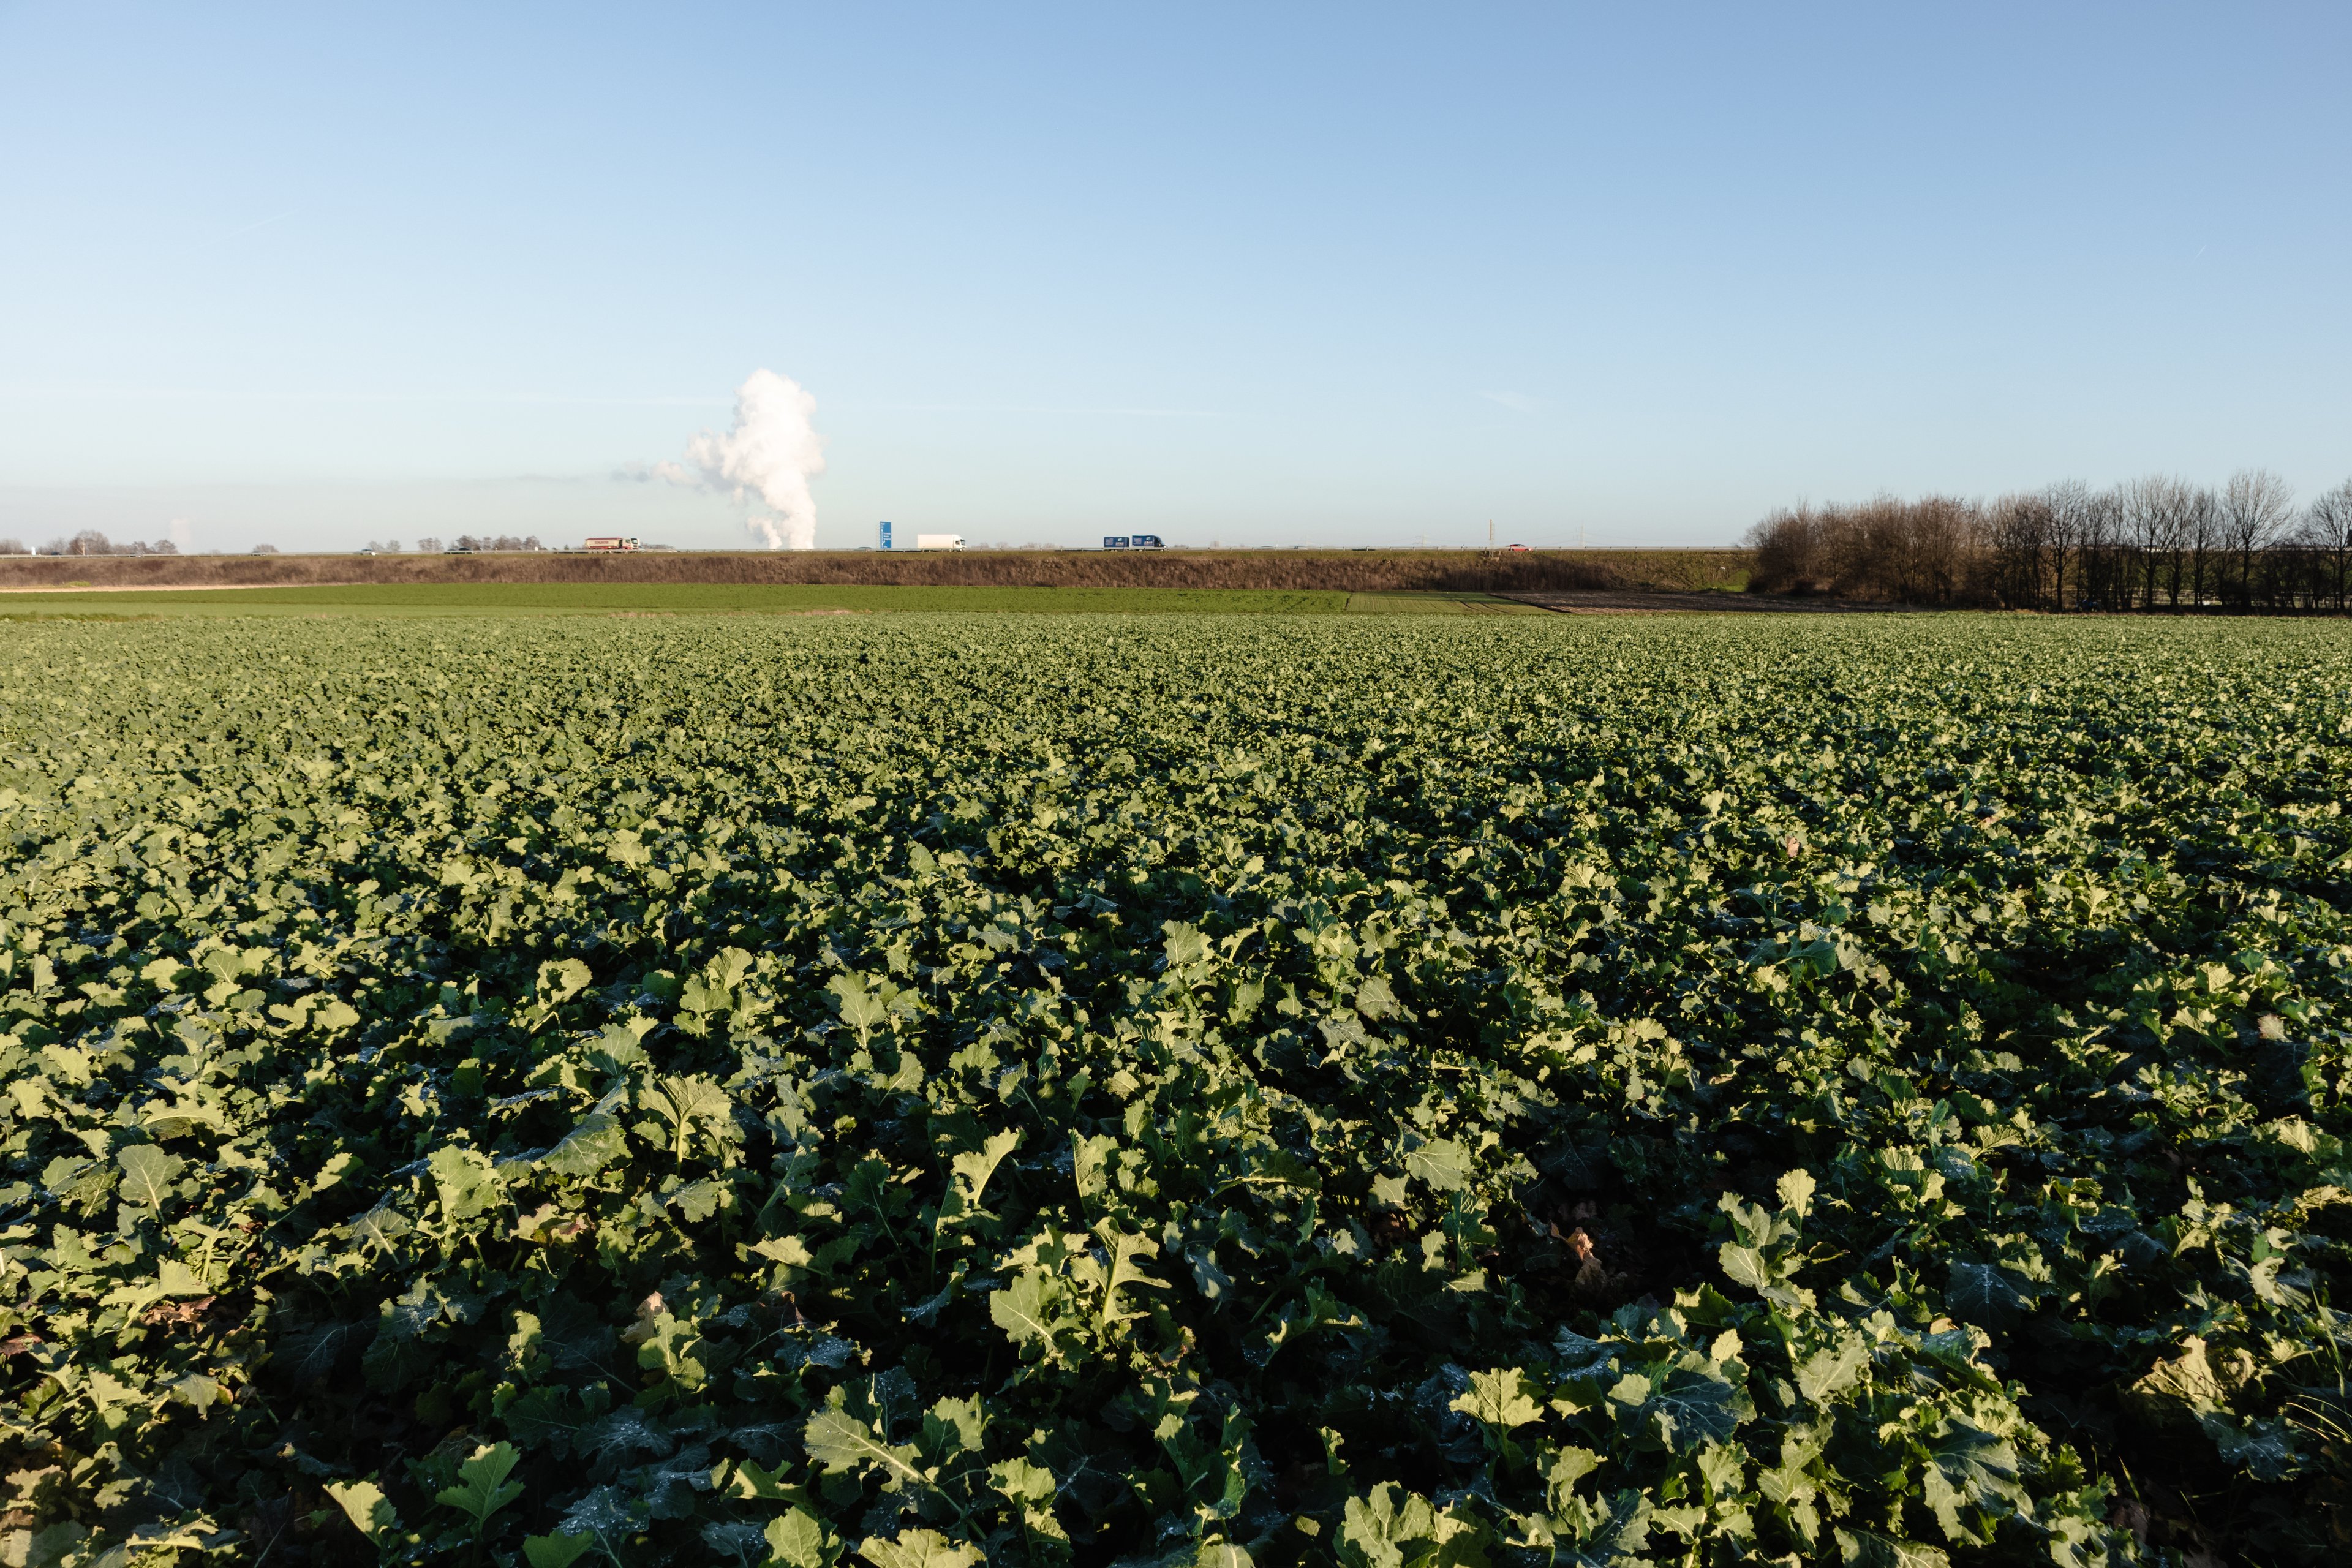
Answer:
[664,370,827,550]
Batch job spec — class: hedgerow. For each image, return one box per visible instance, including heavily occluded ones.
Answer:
[1,614,2346,1567]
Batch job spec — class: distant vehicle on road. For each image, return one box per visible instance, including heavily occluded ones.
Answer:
[1507,543,1530,552]
[1102,535,1164,549]
[914,534,965,551]
[584,537,639,552]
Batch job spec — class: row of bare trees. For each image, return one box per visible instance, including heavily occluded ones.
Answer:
[375,535,546,554]
[0,530,182,557]
[1748,471,2352,611]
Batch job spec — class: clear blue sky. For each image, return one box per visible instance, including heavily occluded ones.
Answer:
[2,2,2346,552]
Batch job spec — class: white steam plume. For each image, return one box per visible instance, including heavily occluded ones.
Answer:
[616,371,827,548]
[674,369,827,550]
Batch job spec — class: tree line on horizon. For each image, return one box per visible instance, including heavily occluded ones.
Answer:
[0,530,559,558]
[368,535,547,554]
[1748,470,2352,612]
[0,529,181,557]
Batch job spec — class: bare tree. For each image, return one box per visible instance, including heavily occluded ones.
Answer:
[2044,480,2096,611]
[2182,486,2220,609]
[2302,478,2352,614]
[2122,476,2193,610]
[1741,473,2346,616]
[1906,496,1978,604]
[2220,469,2294,609]
[2082,486,2136,610]
[1985,492,2052,608]
[1745,503,1823,594]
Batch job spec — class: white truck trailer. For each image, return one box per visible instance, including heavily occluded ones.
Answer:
[913,534,966,551]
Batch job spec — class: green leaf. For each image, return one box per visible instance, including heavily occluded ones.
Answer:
[1096,1229,1170,1324]
[1338,1482,1453,1566]
[636,1311,709,1392]
[1922,1421,2024,1539]
[988,1457,1057,1506]
[537,957,594,1002]
[115,1144,184,1210]
[539,1112,627,1179]
[921,1395,986,1461]
[727,1457,810,1504]
[828,973,888,1041]
[1451,1368,1543,1430]
[435,1441,524,1532]
[1836,1527,1951,1568]
[1545,1445,1602,1498]
[1401,1137,1472,1193]
[646,1074,733,1157]
[672,1178,726,1221]
[156,1258,211,1297]
[1718,1243,1771,1292]
[856,1530,981,1568]
[1162,921,1211,969]
[766,1507,844,1568]
[2124,1336,2236,1419]
[1649,1370,1751,1446]
[1072,1134,1116,1203]
[2209,1414,2299,1484]
[428,1145,500,1221]
[1795,1338,1869,1403]
[523,1533,595,1568]
[804,1407,925,1490]
[1776,1167,1816,1217]
[990,1269,1068,1349]
[325,1477,401,1545]
[348,1202,415,1256]
[949,1129,1019,1214]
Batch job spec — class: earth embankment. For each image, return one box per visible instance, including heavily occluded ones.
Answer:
[0,546,1750,595]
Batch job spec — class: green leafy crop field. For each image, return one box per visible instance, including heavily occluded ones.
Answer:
[1,613,2347,1567]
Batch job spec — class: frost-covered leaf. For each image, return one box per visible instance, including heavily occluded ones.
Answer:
[1945,1262,2032,1330]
